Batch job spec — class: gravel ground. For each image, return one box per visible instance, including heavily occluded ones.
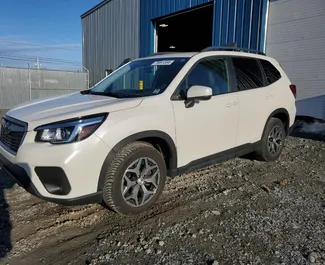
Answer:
[0,114,325,265]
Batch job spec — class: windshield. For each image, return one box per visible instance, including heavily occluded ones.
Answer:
[89,57,189,98]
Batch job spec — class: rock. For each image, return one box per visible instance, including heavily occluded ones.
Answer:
[261,185,271,194]
[308,252,317,263]
[211,210,221,216]
[223,189,230,195]
[191,233,197,238]
[199,229,204,235]
[145,248,152,254]
[279,181,289,186]
[212,261,219,265]
[238,187,244,192]
[158,240,165,247]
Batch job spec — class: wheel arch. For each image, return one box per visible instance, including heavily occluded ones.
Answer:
[262,108,290,138]
[97,130,177,192]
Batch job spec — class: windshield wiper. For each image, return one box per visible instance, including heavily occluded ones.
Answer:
[89,91,138,98]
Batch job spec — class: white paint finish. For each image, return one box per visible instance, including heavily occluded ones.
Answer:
[0,132,111,199]
[0,51,297,202]
[187,85,212,99]
[266,0,325,120]
[172,93,239,166]
[6,92,142,130]
[236,87,270,145]
[95,94,177,155]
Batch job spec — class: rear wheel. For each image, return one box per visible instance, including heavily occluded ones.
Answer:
[254,117,286,162]
[102,141,167,215]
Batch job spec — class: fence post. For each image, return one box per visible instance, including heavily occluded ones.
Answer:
[28,67,32,100]
[83,66,90,89]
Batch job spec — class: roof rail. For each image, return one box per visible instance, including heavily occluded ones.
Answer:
[201,46,266,56]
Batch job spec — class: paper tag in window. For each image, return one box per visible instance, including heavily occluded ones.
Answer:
[153,89,160,94]
[151,60,174,66]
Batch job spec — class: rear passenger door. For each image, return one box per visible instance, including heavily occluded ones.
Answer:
[231,57,272,146]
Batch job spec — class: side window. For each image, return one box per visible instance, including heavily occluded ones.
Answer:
[260,59,282,85]
[178,58,230,98]
[232,57,264,90]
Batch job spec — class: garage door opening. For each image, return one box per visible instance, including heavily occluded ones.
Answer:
[155,3,214,53]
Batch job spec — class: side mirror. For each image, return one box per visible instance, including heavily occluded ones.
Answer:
[187,85,212,100]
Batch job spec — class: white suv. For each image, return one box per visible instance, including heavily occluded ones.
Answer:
[0,47,296,215]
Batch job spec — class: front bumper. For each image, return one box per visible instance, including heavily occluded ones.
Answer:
[0,128,111,206]
[0,152,102,206]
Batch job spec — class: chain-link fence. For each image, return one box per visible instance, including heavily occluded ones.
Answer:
[0,67,89,109]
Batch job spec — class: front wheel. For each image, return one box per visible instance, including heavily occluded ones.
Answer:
[102,141,167,215]
[254,117,286,162]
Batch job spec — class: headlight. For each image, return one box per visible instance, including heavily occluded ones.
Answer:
[34,114,107,144]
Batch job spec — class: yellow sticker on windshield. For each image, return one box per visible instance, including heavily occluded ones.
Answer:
[139,80,143,90]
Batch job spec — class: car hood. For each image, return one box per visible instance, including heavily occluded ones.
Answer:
[5,92,142,130]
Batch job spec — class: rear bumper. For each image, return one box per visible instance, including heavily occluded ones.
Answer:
[0,153,102,206]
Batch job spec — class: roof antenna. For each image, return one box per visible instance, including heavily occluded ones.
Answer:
[117,58,131,69]
[226,42,237,47]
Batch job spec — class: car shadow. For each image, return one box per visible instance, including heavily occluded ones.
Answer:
[0,168,15,260]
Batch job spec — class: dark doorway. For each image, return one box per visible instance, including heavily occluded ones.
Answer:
[155,3,214,53]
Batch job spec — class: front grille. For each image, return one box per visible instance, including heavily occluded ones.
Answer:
[0,117,27,154]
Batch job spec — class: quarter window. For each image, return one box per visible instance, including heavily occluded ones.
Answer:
[260,59,282,85]
[178,58,230,98]
[232,57,264,90]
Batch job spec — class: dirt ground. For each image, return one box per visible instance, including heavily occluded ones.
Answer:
[0,113,325,265]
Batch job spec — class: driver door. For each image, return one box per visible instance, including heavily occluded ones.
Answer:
[171,57,239,168]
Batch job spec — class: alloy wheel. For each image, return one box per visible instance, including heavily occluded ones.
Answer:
[121,157,160,207]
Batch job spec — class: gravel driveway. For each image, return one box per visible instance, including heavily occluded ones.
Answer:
[0,114,325,265]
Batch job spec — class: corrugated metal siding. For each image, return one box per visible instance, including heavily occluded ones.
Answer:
[140,0,213,56]
[82,0,140,86]
[266,0,325,120]
[140,0,267,57]
[213,0,265,50]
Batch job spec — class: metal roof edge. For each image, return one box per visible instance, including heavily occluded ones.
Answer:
[80,0,113,19]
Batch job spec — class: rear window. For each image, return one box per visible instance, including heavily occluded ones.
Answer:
[232,57,264,90]
[260,59,282,85]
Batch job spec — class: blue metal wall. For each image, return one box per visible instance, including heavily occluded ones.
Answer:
[140,0,268,57]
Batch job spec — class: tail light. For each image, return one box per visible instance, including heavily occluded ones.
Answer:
[289,84,297,98]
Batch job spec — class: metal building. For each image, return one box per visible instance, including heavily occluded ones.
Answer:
[81,0,325,120]
[265,0,325,120]
[81,0,140,86]
[81,0,267,86]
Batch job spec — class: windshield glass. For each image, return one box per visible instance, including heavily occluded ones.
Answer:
[89,57,189,98]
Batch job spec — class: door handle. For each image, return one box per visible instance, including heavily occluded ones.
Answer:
[226,102,238,107]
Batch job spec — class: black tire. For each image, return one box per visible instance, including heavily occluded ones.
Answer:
[102,141,167,215]
[254,117,286,162]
